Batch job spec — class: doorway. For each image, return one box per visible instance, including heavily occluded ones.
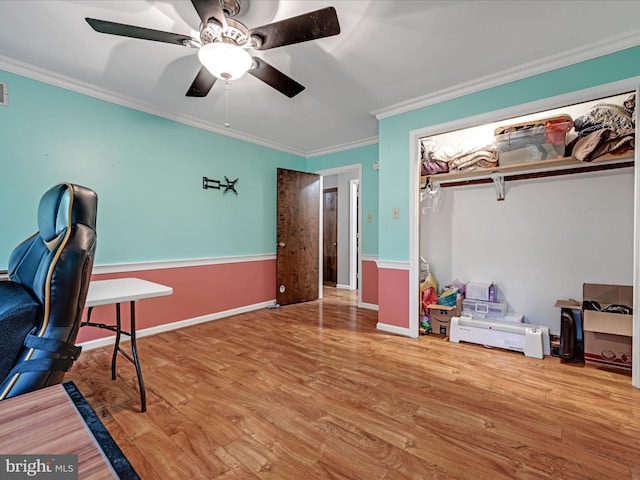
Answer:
[315,164,362,306]
[323,187,338,286]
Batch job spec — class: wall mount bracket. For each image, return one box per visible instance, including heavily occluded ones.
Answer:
[202,176,238,195]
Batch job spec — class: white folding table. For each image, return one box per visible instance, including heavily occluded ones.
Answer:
[83,278,173,412]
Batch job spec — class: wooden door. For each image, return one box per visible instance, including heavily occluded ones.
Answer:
[276,168,320,306]
[323,188,338,286]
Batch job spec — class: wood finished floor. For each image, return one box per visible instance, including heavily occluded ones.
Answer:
[67,288,640,479]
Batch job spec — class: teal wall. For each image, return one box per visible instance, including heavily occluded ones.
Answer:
[305,143,379,256]
[3,44,639,271]
[0,71,303,269]
[378,45,640,262]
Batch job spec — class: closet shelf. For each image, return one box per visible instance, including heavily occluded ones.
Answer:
[422,151,635,186]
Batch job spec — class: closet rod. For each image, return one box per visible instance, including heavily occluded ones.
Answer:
[437,160,634,188]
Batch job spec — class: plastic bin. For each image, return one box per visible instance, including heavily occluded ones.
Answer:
[494,115,573,158]
[462,299,508,318]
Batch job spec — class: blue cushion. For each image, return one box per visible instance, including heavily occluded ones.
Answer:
[0,281,41,380]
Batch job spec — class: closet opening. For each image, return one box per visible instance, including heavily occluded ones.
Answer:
[409,81,639,386]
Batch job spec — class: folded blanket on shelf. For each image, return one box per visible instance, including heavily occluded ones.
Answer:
[449,149,498,171]
[434,143,498,172]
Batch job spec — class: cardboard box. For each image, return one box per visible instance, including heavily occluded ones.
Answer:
[427,304,460,336]
[582,283,633,371]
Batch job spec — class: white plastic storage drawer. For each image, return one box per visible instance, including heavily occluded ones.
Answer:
[462,299,508,318]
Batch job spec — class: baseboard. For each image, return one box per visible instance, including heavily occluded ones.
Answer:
[376,322,415,338]
[79,300,276,350]
[360,302,379,311]
[336,284,353,290]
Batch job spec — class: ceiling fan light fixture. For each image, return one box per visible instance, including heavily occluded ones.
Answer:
[198,42,252,81]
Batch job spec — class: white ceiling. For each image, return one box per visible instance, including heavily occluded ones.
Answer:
[1,0,640,156]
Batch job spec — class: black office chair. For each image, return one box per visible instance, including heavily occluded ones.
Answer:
[0,182,97,400]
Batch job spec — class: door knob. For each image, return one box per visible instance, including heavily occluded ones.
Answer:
[278,242,286,247]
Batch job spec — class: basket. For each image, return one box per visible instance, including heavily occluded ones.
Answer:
[437,289,458,307]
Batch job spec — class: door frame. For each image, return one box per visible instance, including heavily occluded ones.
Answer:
[322,187,338,286]
[315,164,363,305]
[350,179,360,290]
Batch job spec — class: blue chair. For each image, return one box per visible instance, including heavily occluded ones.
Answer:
[0,183,97,399]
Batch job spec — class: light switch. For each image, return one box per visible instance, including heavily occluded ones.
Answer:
[392,208,399,219]
[367,214,372,223]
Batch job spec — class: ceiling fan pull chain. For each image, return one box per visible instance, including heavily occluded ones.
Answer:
[224,80,231,128]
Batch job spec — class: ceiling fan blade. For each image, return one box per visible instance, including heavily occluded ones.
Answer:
[186,67,217,97]
[249,6,340,50]
[85,18,197,46]
[191,0,227,30]
[249,57,304,98]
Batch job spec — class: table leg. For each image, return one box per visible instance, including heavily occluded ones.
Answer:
[111,303,122,380]
[129,300,146,413]
[84,300,147,412]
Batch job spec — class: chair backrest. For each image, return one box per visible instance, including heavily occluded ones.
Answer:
[0,182,97,399]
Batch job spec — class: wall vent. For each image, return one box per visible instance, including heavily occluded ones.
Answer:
[0,82,6,106]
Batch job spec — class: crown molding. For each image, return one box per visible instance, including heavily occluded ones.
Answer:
[0,55,306,157]
[306,135,379,158]
[409,76,640,144]
[0,51,375,158]
[372,28,640,120]
[4,26,639,158]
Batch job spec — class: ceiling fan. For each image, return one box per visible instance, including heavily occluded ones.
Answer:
[85,0,340,98]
